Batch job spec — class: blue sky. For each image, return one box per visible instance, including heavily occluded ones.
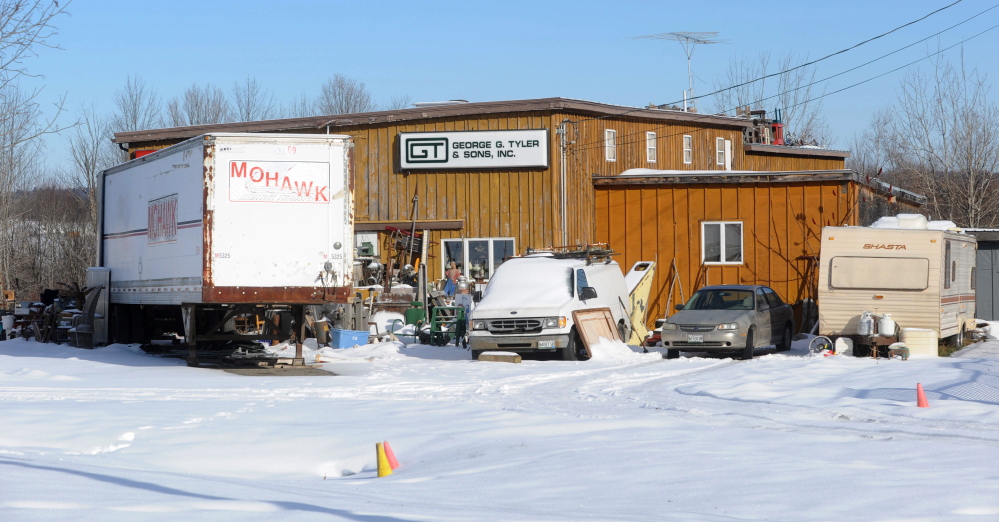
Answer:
[31,0,999,169]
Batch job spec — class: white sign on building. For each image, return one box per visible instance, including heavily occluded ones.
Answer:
[399,129,549,170]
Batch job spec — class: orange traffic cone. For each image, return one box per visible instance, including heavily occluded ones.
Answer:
[383,440,399,470]
[376,442,393,477]
[917,383,930,408]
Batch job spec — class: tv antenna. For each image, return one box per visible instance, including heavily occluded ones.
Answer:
[632,31,727,111]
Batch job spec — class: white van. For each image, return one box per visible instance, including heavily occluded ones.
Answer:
[468,250,632,361]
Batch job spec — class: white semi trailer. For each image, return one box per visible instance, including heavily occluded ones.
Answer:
[95,133,355,364]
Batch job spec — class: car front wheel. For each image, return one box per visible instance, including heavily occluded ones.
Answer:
[741,328,755,360]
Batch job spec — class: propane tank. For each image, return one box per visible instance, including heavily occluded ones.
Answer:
[878,313,896,337]
[857,311,875,337]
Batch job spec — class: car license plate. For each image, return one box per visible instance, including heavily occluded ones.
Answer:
[687,334,703,343]
[538,340,555,348]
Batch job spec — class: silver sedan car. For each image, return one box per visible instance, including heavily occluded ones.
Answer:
[659,285,794,360]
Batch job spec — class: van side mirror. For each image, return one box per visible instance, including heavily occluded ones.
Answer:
[674,304,684,311]
[579,286,598,300]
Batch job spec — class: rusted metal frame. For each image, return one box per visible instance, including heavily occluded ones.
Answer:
[202,306,245,337]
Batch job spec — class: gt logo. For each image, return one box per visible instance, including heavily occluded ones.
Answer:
[405,138,448,163]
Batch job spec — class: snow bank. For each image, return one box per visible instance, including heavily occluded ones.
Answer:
[587,337,645,362]
[318,341,402,361]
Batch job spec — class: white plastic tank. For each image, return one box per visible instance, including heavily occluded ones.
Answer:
[900,328,938,357]
[878,313,896,337]
[857,311,875,337]
[834,337,854,356]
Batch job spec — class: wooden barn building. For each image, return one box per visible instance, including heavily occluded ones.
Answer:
[113,98,922,329]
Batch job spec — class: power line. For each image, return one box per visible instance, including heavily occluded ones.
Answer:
[568,20,999,155]
[664,0,968,107]
[576,0,969,126]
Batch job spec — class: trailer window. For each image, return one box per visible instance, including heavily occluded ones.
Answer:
[829,257,929,290]
[945,241,952,289]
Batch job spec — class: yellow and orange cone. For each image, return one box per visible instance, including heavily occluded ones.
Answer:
[376,442,393,477]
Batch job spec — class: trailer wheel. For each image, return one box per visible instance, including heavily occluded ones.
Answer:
[953,325,966,348]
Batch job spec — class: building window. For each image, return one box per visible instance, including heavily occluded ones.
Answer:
[442,237,515,281]
[605,129,617,162]
[716,137,725,166]
[702,221,743,264]
[646,132,657,163]
[683,135,692,164]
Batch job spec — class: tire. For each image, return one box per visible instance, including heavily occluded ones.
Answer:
[562,329,584,361]
[471,350,482,360]
[952,325,966,348]
[778,324,792,352]
[664,349,680,359]
[741,328,755,360]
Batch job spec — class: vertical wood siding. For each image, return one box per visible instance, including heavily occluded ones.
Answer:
[593,181,855,327]
[127,110,847,282]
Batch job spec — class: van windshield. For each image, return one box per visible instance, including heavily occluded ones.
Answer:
[479,257,574,308]
[683,289,754,310]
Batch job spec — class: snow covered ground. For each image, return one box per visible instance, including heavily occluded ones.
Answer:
[3,325,999,520]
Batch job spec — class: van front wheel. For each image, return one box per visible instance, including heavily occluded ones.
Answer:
[563,329,587,361]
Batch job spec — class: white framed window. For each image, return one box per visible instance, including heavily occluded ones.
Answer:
[646,131,657,163]
[716,137,726,166]
[702,221,743,265]
[605,129,617,162]
[683,135,692,164]
[442,237,516,281]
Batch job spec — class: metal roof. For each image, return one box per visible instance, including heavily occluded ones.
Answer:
[113,97,753,144]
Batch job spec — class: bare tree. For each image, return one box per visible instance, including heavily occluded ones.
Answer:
[0,1,72,296]
[711,51,830,145]
[0,86,44,293]
[166,83,232,127]
[867,53,999,227]
[280,92,316,118]
[383,94,412,110]
[315,74,374,115]
[111,74,161,132]
[230,76,275,122]
[66,104,116,238]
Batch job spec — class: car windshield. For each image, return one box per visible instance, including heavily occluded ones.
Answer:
[682,289,754,311]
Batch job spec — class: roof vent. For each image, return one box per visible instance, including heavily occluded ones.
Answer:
[411,100,469,108]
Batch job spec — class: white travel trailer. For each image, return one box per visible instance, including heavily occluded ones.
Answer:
[818,216,977,352]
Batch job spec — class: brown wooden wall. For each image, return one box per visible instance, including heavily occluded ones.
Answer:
[560,114,748,175]
[594,180,856,328]
[125,108,848,282]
